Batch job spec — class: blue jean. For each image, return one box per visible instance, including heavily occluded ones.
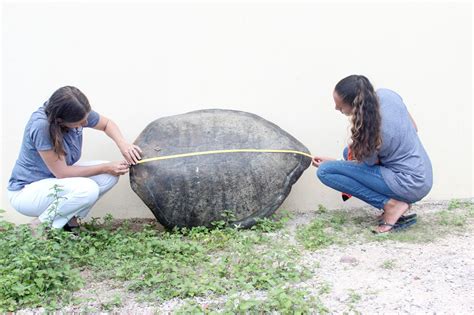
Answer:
[316,148,404,209]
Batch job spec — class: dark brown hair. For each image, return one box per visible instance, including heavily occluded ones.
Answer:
[45,86,91,157]
[334,75,382,161]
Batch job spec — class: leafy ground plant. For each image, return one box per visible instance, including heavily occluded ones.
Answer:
[0,211,308,312]
[176,287,329,314]
[0,223,83,311]
[295,205,353,250]
[296,200,474,249]
[1,199,472,312]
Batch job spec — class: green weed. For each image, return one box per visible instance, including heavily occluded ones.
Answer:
[437,211,466,227]
[346,289,362,313]
[227,287,328,314]
[177,287,329,314]
[46,184,67,228]
[447,199,473,210]
[380,259,396,270]
[0,209,308,312]
[296,219,335,250]
[296,207,356,250]
[240,287,325,313]
[318,282,332,295]
[0,225,83,311]
[252,211,291,232]
[100,294,123,311]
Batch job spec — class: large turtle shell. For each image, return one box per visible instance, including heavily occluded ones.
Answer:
[130,109,311,229]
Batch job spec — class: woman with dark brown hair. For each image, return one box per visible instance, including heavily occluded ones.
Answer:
[7,86,142,230]
[313,75,432,233]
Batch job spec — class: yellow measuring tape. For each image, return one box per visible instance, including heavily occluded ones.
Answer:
[137,149,313,164]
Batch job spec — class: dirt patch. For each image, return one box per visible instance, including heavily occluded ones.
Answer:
[105,217,165,233]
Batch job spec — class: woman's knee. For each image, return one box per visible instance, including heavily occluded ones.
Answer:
[317,161,347,186]
[94,174,119,196]
[68,178,100,205]
[103,174,119,188]
[316,161,333,182]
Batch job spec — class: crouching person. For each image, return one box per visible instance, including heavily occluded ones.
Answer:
[7,86,142,230]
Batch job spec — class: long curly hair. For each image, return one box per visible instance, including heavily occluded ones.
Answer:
[45,86,91,158]
[334,75,382,161]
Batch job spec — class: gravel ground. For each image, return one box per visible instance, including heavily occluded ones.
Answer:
[299,232,474,314]
[17,199,474,314]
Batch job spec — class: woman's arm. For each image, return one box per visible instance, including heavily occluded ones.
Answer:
[93,115,143,165]
[39,150,129,179]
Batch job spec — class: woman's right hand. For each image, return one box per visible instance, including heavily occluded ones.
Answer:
[312,156,336,167]
[104,160,130,176]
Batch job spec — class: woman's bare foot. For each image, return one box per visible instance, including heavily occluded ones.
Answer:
[376,199,410,233]
[28,218,42,229]
[378,203,412,222]
[28,218,43,237]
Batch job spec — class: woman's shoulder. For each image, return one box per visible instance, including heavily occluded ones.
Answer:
[376,88,403,102]
[29,106,47,122]
[376,88,407,113]
[26,106,50,135]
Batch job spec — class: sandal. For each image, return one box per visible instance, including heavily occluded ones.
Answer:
[377,213,417,225]
[63,222,80,232]
[372,218,417,234]
[63,216,81,232]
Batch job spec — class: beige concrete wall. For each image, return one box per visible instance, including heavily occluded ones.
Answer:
[1,2,472,224]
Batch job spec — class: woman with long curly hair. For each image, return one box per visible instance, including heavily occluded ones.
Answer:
[313,75,432,233]
[7,86,142,231]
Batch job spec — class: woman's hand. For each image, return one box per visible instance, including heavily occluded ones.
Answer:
[312,156,336,167]
[119,143,143,165]
[94,116,143,165]
[104,160,130,176]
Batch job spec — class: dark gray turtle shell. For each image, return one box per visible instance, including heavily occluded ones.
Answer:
[129,109,311,229]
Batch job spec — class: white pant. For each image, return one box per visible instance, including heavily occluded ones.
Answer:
[7,160,119,229]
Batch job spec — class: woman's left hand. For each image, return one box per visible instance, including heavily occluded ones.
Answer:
[120,143,143,165]
[312,156,335,167]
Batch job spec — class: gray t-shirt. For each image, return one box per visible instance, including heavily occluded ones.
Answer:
[365,89,433,202]
[8,104,100,191]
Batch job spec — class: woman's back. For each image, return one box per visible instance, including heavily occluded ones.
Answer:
[376,88,433,201]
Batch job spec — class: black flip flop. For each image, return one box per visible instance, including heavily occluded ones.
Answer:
[377,213,417,225]
[63,222,80,232]
[372,218,417,234]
